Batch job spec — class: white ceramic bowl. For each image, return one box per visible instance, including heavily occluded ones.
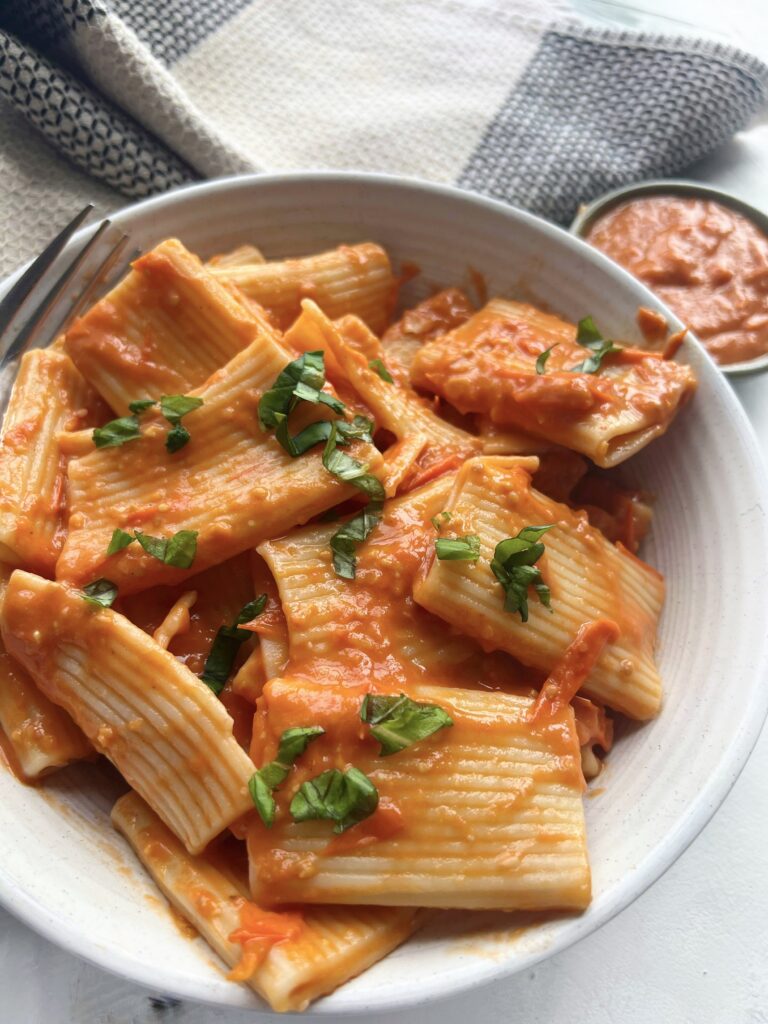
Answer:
[1,173,767,1015]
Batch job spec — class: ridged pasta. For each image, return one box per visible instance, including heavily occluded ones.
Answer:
[64,239,281,412]
[211,243,395,334]
[1,571,256,852]
[112,791,420,1013]
[0,348,104,574]
[247,679,590,910]
[0,563,91,778]
[413,457,664,719]
[286,301,480,465]
[57,329,383,593]
[207,244,266,268]
[0,234,691,1002]
[410,299,697,468]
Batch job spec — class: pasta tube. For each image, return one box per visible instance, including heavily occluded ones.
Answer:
[64,239,280,412]
[410,299,697,468]
[211,243,395,334]
[58,329,383,593]
[1,571,256,853]
[413,456,664,719]
[0,348,104,574]
[112,791,421,1012]
[247,678,590,911]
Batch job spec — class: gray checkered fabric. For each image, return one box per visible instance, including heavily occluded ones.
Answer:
[1,0,767,275]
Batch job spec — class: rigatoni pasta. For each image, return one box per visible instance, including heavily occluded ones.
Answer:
[0,563,92,779]
[210,243,395,334]
[112,791,421,1013]
[0,348,105,574]
[413,456,664,720]
[0,234,695,1010]
[57,325,384,593]
[410,299,697,467]
[247,679,591,910]
[1,571,256,853]
[64,238,281,413]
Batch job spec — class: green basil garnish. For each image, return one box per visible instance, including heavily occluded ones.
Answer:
[289,766,379,834]
[160,394,203,453]
[490,525,553,622]
[201,595,267,694]
[329,501,383,580]
[92,415,142,448]
[322,422,385,501]
[248,726,326,827]
[106,528,198,569]
[258,351,345,431]
[360,693,453,756]
[435,535,480,562]
[570,316,622,373]
[81,578,118,608]
[368,358,394,383]
[536,345,556,374]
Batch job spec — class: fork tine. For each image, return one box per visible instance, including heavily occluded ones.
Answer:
[55,234,133,337]
[2,219,113,366]
[0,205,94,334]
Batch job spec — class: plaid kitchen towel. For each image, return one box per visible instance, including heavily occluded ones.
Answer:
[1,0,768,276]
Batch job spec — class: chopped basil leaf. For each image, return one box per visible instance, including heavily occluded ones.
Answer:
[570,316,622,373]
[165,423,190,453]
[201,594,267,694]
[248,772,276,828]
[536,345,556,374]
[106,528,134,556]
[159,394,203,453]
[128,399,156,414]
[431,511,452,532]
[336,415,375,445]
[134,529,198,569]
[360,693,453,756]
[162,529,198,568]
[248,725,325,827]
[92,415,141,448]
[576,315,603,346]
[368,358,394,383]
[289,766,378,833]
[160,394,203,422]
[322,422,385,501]
[330,501,383,579]
[93,396,203,452]
[81,578,118,608]
[258,351,345,431]
[435,534,480,562]
[275,415,332,457]
[276,726,326,767]
[490,524,554,622]
[274,413,375,459]
[134,531,168,562]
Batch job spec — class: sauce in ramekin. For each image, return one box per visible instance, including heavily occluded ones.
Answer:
[586,195,768,365]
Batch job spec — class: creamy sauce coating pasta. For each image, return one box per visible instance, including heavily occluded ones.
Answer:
[0,237,695,1010]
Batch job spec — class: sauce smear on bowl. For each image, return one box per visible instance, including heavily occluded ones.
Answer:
[586,195,768,366]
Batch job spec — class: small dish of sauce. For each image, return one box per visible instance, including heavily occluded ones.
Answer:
[573,183,768,372]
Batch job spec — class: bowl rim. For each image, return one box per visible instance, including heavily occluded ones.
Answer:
[569,178,768,378]
[1,169,768,1014]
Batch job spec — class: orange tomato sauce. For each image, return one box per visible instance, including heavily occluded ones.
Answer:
[586,195,768,365]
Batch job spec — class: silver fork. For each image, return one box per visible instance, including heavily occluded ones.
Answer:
[0,205,138,369]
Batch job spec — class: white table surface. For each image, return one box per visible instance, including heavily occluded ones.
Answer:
[3,4,768,1023]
